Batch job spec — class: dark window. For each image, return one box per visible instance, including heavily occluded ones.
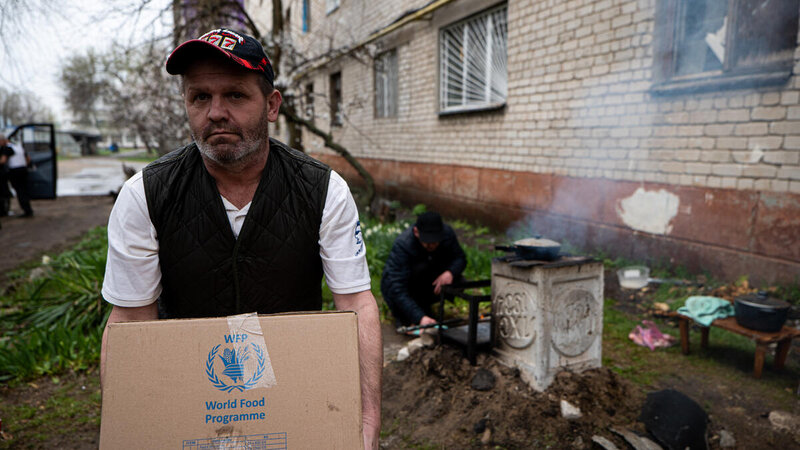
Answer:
[653,0,799,94]
[375,50,398,118]
[304,83,314,119]
[329,72,342,126]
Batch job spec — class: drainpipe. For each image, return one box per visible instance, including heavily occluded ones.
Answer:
[363,0,457,44]
[291,0,458,82]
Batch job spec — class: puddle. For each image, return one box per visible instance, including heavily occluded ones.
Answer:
[57,158,146,196]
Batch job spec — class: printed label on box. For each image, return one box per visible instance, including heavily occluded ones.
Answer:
[183,432,287,449]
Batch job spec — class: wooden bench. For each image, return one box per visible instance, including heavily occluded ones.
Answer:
[670,312,800,378]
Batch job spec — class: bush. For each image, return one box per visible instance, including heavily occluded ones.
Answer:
[0,227,110,381]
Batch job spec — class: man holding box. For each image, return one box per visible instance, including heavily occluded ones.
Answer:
[100,28,381,449]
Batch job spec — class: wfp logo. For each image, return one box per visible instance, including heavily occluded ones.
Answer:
[206,342,265,393]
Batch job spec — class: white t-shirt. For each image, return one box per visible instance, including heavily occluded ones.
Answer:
[101,169,371,308]
[6,142,27,169]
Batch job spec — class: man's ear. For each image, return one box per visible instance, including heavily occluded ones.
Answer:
[266,90,282,122]
[413,227,419,239]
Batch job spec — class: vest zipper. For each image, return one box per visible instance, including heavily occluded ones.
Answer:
[232,237,242,313]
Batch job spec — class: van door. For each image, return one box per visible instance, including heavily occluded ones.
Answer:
[8,123,57,199]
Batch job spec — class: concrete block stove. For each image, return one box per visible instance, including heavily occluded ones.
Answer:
[491,256,604,391]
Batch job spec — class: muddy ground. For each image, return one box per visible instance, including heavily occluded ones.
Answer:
[382,339,799,449]
[0,196,115,283]
[379,271,800,449]
[382,345,644,449]
[1,195,800,449]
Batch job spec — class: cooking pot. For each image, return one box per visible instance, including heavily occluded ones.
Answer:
[496,237,561,261]
[734,293,790,333]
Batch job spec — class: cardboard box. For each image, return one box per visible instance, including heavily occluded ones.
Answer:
[100,312,362,449]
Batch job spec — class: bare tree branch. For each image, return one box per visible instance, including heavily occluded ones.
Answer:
[279,102,375,208]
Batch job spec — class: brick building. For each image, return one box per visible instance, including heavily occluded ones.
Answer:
[247,0,800,284]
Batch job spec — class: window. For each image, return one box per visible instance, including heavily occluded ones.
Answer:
[329,72,342,126]
[653,0,799,93]
[304,83,314,119]
[439,4,507,114]
[375,50,398,118]
[326,0,340,14]
[302,0,310,33]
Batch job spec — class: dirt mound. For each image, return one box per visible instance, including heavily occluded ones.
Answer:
[382,345,644,448]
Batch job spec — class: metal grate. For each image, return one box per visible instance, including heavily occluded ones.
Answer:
[439,5,508,113]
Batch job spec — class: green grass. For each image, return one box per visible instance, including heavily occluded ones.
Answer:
[0,374,101,448]
[602,287,800,408]
[602,298,663,385]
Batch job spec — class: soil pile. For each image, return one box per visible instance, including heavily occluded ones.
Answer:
[382,345,645,448]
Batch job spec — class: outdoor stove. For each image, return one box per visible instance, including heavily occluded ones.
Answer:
[491,254,604,391]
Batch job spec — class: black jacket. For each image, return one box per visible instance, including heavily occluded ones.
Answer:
[380,224,466,324]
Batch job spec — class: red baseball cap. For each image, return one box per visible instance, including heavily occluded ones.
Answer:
[166,28,275,85]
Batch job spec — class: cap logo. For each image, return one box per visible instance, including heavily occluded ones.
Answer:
[198,28,245,51]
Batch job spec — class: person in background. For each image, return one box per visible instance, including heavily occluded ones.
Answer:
[0,142,12,217]
[99,28,381,448]
[381,211,467,327]
[0,144,11,225]
[0,134,32,217]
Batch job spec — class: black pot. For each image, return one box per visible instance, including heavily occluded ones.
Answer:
[734,293,790,332]
[496,237,561,261]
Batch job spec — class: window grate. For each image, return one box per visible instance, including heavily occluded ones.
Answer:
[439,5,508,113]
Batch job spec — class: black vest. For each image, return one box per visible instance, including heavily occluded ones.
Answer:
[142,139,331,318]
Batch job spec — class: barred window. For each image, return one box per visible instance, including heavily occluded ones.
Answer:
[375,50,398,118]
[439,4,508,113]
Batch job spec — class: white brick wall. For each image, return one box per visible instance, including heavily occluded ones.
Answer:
[247,0,800,194]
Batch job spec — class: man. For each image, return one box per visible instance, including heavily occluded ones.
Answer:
[381,211,467,327]
[0,134,32,217]
[100,28,381,448]
[0,141,12,218]
[0,144,10,224]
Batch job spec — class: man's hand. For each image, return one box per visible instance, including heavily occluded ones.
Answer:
[101,303,158,387]
[432,270,454,295]
[419,315,437,327]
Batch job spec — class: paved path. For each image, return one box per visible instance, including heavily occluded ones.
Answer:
[1,156,147,277]
[57,157,148,197]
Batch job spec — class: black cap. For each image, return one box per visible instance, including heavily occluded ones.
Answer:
[166,28,275,85]
[415,212,446,243]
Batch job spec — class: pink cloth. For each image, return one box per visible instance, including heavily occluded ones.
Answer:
[629,320,675,351]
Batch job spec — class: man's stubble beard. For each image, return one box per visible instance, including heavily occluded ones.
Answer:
[194,107,270,169]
